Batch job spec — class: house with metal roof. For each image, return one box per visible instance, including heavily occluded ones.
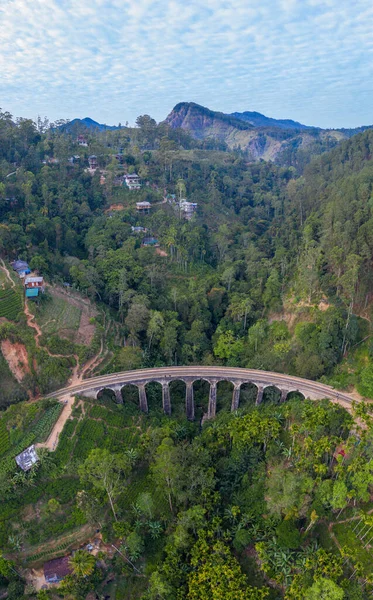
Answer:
[25,276,44,287]
[25,288,39,298]
[15,445,39,471]
[131,226,148,233]
[125,173,141,190]
[43,556,72,584]
[141,237,159,247]
[136,201,151,213]
[12,260,31,277]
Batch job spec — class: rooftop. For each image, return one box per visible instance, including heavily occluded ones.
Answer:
[12,260,29,271]
[44,555,72,583]
[142,237,159,246]
[15,445,39,471]
[136,201,151,207]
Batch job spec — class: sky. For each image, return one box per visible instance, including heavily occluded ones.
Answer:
[1,0,373,128]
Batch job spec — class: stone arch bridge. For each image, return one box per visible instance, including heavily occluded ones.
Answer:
[47,367,358,420]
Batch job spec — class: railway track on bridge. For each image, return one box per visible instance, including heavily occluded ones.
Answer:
[46,367,359,419]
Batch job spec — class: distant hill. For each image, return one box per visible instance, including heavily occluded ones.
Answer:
[164,102,373,163]
[58,117,123,132]
[230,110,312,131]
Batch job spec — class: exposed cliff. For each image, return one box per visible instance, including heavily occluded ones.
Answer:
[164,102,360,162]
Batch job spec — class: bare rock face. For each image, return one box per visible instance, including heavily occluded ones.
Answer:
[163,102,350,162]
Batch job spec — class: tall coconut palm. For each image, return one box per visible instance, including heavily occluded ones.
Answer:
[68,550,95,578]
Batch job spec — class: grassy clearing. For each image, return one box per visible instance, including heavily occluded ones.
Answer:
[34,294,81,336]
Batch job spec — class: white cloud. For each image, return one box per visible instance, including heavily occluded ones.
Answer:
[0,0,372,127]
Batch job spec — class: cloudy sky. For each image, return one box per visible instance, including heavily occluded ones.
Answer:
[1,0,373,128]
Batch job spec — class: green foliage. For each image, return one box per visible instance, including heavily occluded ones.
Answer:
[357,364,373,398]
[0,288,22,321]
[276,519,301,549]
[304,578,345,600]
[187,536,268,600]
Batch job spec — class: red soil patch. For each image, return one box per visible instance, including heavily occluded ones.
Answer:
[155,248,168,257]
[106,204,125,212]
[1,339,31,382]
[76,310,96,346]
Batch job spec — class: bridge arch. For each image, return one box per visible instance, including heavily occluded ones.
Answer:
[97,387,121,404]
[236,382,260,410]
[262,385,283,404]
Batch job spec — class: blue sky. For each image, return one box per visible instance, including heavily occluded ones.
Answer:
[1,0,373,128]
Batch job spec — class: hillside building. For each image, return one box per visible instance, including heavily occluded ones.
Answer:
[136,201,151,213]
[179,200,198,220]
[15,445,39,471]
[141,237,159,247]
[77,135,88,147]
[44,556,72,584]
[88,155,98,170]
[12,260,31,278]
[24,276,45,298]
[124,173,141,190]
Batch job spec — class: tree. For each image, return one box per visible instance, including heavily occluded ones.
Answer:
[276,519,301,549]
[248,320,267,353]
[69,550,96,578]
[357,364,373,399]
[176,178,186,202]
[266,464,313,518]
[125,302,150,345]
[147,311,164,349]
[6,580,26,600]
[78,449,130,521]
[187,537,268,600]
[124,531,144,561]
[0,552,16,579]
[145,571,173,600]
[227,294,253,330]
[304,578,344,600]
[331,480,348,517]
[151,437,179,514]
[213,330,244,360]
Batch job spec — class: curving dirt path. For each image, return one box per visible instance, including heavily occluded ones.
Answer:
[0,258,15,288]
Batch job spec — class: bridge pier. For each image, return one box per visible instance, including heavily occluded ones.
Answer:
[231,382,241,411]
[114,388,123,404]
[256,385,264,405]
[207,380,218,419]
[280,389,289,403]
[162,382,171,415]
[138,384,148,413]
[185,382,194,421]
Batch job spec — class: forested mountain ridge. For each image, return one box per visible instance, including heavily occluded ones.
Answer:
[1,109,373,598]
[57,117,125,133]
[229,110,311,130]
[164,102,373,165]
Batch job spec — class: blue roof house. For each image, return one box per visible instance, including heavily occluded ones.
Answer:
[25,288,39,298]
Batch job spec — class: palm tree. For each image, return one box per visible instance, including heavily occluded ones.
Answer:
[68,550,95,578]
[148,520,162,539]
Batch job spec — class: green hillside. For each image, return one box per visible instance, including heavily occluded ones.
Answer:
[0,110,373,598]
